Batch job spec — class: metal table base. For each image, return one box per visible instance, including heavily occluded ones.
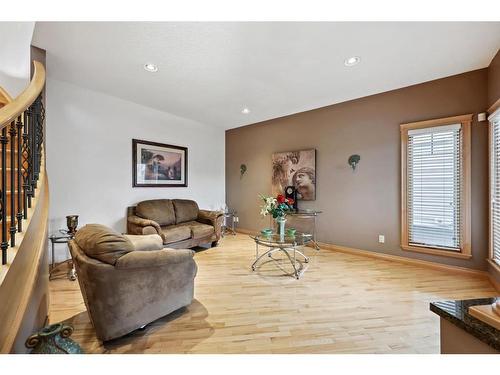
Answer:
[49,232,77,281]
[252,242,310,279]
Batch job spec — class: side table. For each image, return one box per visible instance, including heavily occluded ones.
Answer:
[49,230,77,281]
[222,210,238,236]
[286,210,322,250]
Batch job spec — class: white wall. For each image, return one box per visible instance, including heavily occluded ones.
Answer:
[0,22,35,97]
[46,78,225,261]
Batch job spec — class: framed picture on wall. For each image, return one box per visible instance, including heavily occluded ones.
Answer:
[272,149,316,200]
[132,139,188,187]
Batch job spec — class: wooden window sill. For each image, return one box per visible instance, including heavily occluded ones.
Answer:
[487,259,500,274]
[401,244,472,259]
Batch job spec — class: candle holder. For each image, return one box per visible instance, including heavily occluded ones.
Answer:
[66,215,79,235]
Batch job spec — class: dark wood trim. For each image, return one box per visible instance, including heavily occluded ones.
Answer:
[132,138,188,188]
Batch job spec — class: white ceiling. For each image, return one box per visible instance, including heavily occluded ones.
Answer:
[32,22,500,129]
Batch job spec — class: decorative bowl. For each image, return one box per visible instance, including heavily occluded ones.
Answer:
[260,228,273,236]
[286,228,296,235]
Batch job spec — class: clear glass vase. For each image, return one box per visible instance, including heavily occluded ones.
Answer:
[275,216,287,240]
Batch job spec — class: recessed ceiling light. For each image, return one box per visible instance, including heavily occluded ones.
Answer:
[241,107,250,114]
[344,56,361,67]
[144,63,158,72]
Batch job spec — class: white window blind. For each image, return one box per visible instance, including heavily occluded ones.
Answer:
[407,124,462,250]
[491,114,500,263]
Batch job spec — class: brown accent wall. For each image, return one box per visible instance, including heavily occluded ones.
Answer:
[488,49,500,108]
[226,69,489,270]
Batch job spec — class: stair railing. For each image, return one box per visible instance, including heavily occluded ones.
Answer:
[0,61,45,265]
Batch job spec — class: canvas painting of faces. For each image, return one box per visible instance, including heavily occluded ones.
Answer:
[272,149,316,200]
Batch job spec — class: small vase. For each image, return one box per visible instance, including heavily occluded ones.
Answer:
[275,217,287,240]
[25,323,83,354]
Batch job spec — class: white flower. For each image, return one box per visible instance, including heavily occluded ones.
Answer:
[259,194,280,218]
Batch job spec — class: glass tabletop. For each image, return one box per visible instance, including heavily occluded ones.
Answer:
[287,210,322,216]
[251,232,313,246]
[49,229,75,241]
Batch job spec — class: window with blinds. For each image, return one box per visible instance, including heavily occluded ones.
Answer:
[407,124,462,250]
[491,113,500,264]
[401,114,471,258]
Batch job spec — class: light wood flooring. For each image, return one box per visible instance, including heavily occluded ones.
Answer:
[48,234,497,353]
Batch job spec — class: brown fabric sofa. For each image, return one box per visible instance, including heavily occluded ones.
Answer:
[68,224,197,342]
[127,199,224,248]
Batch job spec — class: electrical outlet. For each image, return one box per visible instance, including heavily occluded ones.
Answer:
[378,235,385,244]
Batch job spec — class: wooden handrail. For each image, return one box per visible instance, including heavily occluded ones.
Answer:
[0,61,45,128]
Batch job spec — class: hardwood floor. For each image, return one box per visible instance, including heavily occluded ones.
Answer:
[48,234,497,354]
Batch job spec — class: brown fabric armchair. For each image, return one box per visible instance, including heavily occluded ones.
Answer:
[127,199,224,249]
[69,224,197,342]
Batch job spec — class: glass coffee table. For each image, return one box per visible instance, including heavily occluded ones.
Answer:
[250,232,313,279]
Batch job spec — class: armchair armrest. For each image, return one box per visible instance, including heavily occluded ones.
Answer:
[127,215,165,241]
[115,249,195,269]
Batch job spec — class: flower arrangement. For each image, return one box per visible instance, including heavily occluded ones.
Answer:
[259,194,295,219]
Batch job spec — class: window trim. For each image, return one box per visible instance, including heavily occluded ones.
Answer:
[400,114,472,259]
[488,107,500,268]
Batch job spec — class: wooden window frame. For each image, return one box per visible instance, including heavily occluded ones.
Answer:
[488,103,500,271]
[400,114,472,259]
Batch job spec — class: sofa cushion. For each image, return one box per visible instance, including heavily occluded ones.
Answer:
[74,224,134,265]
[161,225,192,244]
[136,199,176,226]
[180,221,215,239]
[173,199,199,224]
[172,199,200,224]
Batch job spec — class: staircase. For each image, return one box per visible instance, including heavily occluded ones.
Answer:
[0,60,48,353]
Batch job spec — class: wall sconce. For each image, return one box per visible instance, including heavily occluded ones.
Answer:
[240,164,247,178]
[348,154,360,171]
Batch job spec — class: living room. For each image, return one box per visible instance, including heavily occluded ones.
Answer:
[0,1,499,373]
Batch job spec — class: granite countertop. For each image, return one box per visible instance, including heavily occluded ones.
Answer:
[430,297,500,351]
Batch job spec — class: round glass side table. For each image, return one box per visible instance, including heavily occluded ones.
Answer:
[250,232,313,279]
[49,230,77,281]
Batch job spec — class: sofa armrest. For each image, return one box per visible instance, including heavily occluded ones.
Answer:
[198,210,223,226]
[198,210,224,241]
[115,249,195,269]
[127,215,165,240]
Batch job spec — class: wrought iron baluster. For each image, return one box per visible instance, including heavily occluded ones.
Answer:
[1,127,9,264]
[32,97,40,185]
[35,95,44,179]
[39,96,44,169]
[23,109,33,210]
[29,102,37,197]
[9,121,17,247]
[16,115,23,232]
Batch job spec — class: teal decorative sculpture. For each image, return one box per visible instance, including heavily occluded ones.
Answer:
[25,323,83,354]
